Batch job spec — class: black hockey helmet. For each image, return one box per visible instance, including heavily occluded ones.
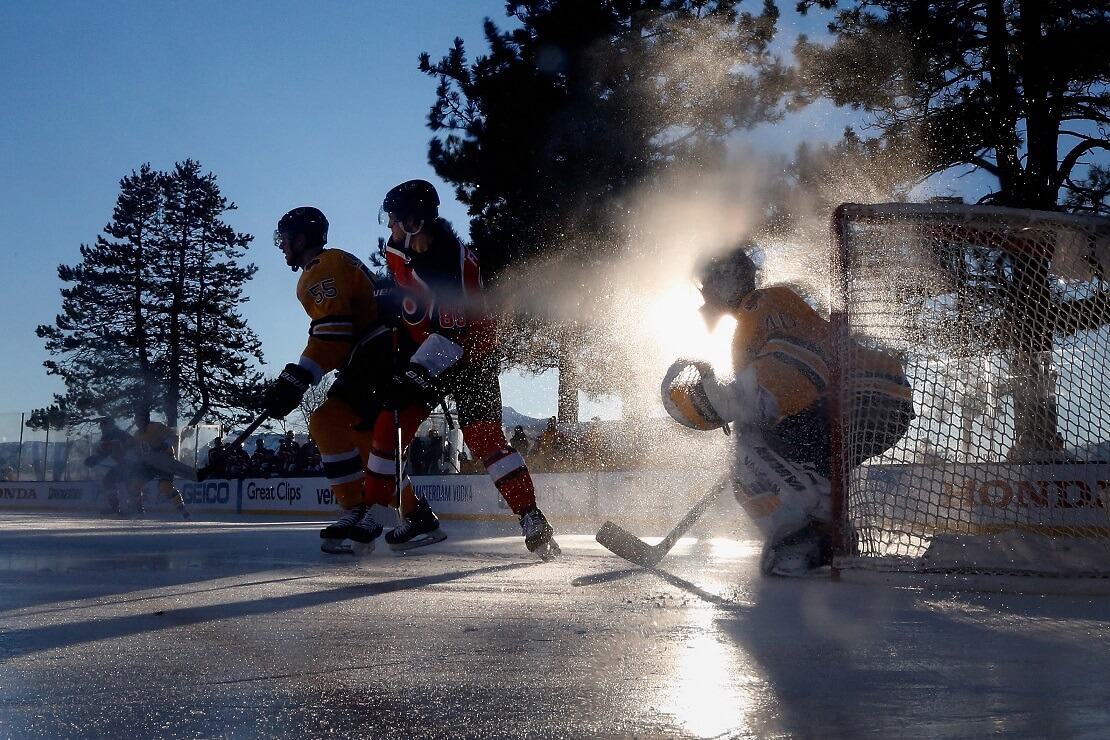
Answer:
[276,206,329,247]
[379,180,440,225]
[696,242,760,327]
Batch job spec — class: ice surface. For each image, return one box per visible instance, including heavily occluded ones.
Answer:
[1,512,1108,738]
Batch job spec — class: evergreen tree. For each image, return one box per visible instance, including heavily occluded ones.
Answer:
[36,161,265,429]
[158,160,265,427]
[421,0,793,418]
[794,0,1110,212]
[38,164,165,423]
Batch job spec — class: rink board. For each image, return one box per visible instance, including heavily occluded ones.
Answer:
[0,468,725,523]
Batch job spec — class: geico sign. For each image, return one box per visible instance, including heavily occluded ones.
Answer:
[182,481,232,505]
[245,480,302,504]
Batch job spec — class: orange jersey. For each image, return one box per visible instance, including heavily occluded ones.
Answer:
[384,226,497,365]
[295,249,382,378]
[733,286,910,420]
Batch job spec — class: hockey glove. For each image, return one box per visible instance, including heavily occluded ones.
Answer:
[379,364,440,410]
[264,363,313,419]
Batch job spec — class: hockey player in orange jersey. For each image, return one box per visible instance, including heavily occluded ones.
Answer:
[267,206,446,555]
[376,179,559,559]
[662,244,913,576]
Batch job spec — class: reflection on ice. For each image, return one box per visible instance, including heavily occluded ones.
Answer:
[660,603,757,738]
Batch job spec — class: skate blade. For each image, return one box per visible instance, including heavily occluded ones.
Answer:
[320,541,356,555]
[388,529,448,551]
[534,539,561,562]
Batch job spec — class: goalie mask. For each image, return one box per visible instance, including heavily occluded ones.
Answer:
[661,359,727,431]
[696,243,759,328]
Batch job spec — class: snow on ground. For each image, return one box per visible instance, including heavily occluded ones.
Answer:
[1,511,1108,738]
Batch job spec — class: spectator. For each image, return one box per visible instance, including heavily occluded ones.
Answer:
[582,417,607,471]
[425,428,448,475]
[536,417,568,472]
[509,425,529,456]
[206,437,228,479]
[298,438,321,475]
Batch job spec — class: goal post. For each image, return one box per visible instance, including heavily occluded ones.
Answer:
[828,202,1110,584]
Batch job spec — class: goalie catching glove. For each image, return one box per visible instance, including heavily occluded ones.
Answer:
[264,363,313,419]
[661,359,727,431]
[661,358,762,431]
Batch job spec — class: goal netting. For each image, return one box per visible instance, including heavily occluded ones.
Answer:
[829,202,1110,582]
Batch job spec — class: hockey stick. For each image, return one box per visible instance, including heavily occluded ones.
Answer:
[392,326,405,523]
[595,476,730,568]
[195,412,268,482]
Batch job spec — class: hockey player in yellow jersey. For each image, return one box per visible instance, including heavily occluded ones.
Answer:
[662,244,913,576]
[88,413,191,518]
[267,206,444,555]
[131,411,191,519]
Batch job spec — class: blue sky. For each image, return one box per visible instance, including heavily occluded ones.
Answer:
[0,2,980,426]
[0,1,557,417]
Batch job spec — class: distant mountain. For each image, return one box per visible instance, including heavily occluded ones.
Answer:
[502,407,549,430]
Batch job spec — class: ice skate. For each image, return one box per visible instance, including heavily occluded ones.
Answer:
[320,504,366,554]
[760,519,833,577]
[385,497,447,551]
[347,509,384,556]
[99,493,121,517]
[519,506,561,561]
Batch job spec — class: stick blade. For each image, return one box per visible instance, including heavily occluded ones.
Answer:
[595,521,661,568]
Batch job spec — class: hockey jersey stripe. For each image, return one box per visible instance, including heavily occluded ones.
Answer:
[485,450,526,482]
[766,349,829,392]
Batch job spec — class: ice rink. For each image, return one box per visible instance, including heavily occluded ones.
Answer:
[2,510,1109,739]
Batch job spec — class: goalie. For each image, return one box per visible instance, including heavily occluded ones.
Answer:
[662,245,914,576]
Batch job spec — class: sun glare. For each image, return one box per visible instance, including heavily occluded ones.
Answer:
[644,281,735,375]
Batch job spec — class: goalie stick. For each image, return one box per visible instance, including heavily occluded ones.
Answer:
[595,476,730,567]
[195,412,269,482]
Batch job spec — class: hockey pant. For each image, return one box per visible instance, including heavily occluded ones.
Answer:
[310,396,381,510]
[730,424,831,545]
[446,358,537,515]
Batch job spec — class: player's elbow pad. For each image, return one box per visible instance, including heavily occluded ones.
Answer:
[411,334,464,377]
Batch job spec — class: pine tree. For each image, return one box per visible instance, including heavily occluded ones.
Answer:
[420,0,793,418]
[794,0,1110,212]
[36,161,265,429]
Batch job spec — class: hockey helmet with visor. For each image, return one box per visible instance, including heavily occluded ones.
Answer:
[378,179,440,228]
[276,206,329,272]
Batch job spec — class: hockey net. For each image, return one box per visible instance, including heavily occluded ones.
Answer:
[829,203,1110,584]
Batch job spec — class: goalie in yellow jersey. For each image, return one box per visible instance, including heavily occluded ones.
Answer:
[661,244,914,576]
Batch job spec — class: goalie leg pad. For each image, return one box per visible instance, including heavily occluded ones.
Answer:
[730,426,830,541]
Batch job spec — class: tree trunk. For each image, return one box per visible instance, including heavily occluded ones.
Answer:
[557,354,579,423]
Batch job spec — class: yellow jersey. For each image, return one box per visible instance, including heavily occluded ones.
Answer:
[733,286,910,421]
[295,249,381,378]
